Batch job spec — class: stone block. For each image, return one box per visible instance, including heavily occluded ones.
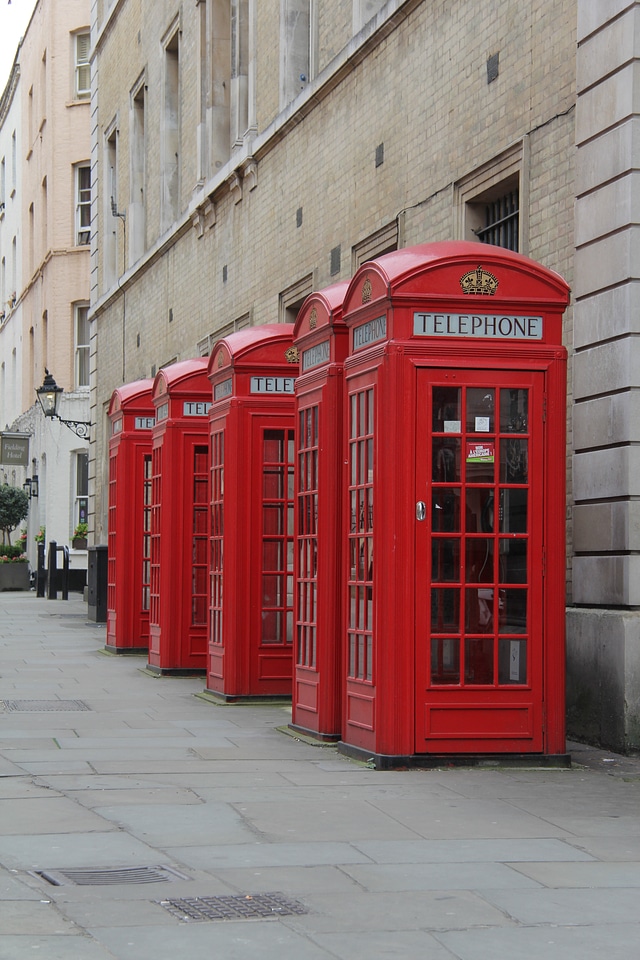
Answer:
[573,283,640,348]
[573,338,640,399]
[566,606,640,752]
[572,554,640,606]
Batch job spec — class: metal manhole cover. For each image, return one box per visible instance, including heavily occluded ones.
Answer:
[2,699,91,712]
[34,865,191,886]
[157,893,308,923]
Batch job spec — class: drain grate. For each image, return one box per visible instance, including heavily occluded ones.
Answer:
[34,865,191,886]
[2,699,91,712]
[157,892,308,923]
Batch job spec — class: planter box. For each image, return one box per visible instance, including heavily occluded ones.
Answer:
[0,563,30,591]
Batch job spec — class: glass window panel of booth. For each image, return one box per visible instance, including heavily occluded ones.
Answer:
[141,454,152,610]
[429,385,531,689]
[261,429,295,646]
[296,405,319,668]
[107,454,117,614]
[210,430,224,646]
[191,446,209,626]
[149,446,163,626]
[348,387,374,682]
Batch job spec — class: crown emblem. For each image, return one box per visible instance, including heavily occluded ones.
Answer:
[309,308,317,329]
[285,346,299,364]
[362,278,372,303]
[460,265,499,296]
[216,351,224,367]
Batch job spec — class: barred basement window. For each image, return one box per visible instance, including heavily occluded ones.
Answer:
[475,188,519,251]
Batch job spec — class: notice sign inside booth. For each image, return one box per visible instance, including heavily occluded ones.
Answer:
[466,440,494,464]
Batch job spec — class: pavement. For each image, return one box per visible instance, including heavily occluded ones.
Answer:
[1,592,639,960]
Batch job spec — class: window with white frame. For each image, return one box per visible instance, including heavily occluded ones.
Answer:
[75,303,90,388]
[75,33,91,100]
[75,164,91,245]
[74,451,89,528]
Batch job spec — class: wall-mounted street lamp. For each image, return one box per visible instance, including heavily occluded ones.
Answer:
[22,475,39,499]
[36,370,91,439]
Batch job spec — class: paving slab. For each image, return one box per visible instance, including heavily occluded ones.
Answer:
[435,923,640,960]
[1,593,640,959]
[0,935,117,960]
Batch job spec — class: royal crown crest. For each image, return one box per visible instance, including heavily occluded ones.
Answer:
[362,277,372,303]
[285,346,299,364]
[460,266,499,296]
[309,308,317,329]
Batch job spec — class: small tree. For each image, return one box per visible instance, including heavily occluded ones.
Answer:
[0,485,29,546]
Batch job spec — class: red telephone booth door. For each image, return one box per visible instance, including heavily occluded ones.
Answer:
[415,369,545,754]
[251,418,295,693]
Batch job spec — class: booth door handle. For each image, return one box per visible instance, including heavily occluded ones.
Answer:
[416,501,426,521]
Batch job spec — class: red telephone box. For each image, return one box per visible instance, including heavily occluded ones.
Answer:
[339,241,570,766]
[148,358,211,675]
[106,379,155,653]
[291,282,349,739]
[207,325,297,700]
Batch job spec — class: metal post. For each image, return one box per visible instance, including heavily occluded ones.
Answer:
[47,540,57,599]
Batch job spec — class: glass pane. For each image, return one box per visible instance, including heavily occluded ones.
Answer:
[465,637,494,684]
[466,389,494,433]
[499,488,528,534]
[466,538,493,583]
[432,387,461,432]
[500,438,528,484]
[264,467,284,499]
[263,505,283,535]
[263,539,283,571]
[499,589,527,633]
[466,487,495,534]
[262,610,282,644]
[264,431,284,462]
[465,439,495,483]
[432,488,460,532]
[498,638,527,684]
[432,438,460,482]
[500,388,528,434]
[431,638,460,684]
[500,539,527,583]
[431,588,459,631]
[466,587,495,633]
[432,538,460,582]
[262,575,281,606]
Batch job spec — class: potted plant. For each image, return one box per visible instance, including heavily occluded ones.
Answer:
[0,485,30,590]
[71,522,88,549]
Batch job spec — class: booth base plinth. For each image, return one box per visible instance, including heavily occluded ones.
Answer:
[337,741,572,770]
[103,644,148,656]
[288,722,341,743]
[196,689,292,705]
[144,665,206,677]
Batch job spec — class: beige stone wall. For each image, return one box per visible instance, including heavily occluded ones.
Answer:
[92,0,577,556]
[19,0,91,401]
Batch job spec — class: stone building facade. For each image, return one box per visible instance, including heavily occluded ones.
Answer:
[0,0,91,570]
[89,0,639,750]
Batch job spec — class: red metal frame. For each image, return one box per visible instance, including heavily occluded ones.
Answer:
[207,325,298,699]
[148,358,211,674]
[291,282,350,739]
[106,379,155,653]
[338,241,569,764]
